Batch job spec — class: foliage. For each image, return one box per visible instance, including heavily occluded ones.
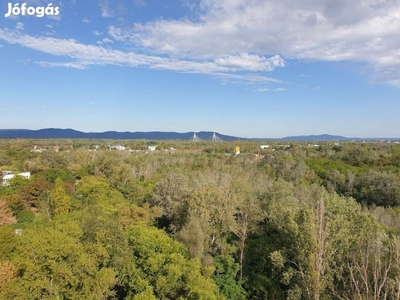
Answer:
[119,203,161,227]
[213,255,246,300]
[0,200,17,225]
[21,176,50,209]
[75,176,126,213]
[0,194,25,215]
[16,210,35,223]
[0,260,17,290]
[0,219,117,300]
[49,177,71,216]
[149,173,190,232]
[0,226,18,261]
[126,223,223,300]
[0,139,400,299]
[37,168,75,185]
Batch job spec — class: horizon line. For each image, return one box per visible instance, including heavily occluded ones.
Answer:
[0,128,400,141]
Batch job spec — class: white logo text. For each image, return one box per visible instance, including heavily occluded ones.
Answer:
[5,3,60,18]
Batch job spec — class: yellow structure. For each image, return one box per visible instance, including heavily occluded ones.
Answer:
[235,146,240,155]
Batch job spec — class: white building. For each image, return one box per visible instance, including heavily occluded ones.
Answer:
[260,145,270,150]
[148,146,157,151]
[109,145,126,151]
[2,172,30,186]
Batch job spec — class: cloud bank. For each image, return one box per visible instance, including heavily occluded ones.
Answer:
[0,28,285,83]
[1,0,400,85]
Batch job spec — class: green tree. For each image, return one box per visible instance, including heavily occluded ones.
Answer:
[188,182,237,257]
[16,210,35,223]
[0,200,17,226]
[0,194,25,215]
[231,174,265,281]
[213,255,246,300]
[0,153,12,167]
[119,203,161,227]
[21,176,50,209]
[149,174,190,232]
[126,223,223,300]
[0,219,117,300]
[119,177,155,205]
[0,261,16,290]
[0,226,18,261]
[38,168,75,185]
[175,215,207,261]
[75,176,126,213]
[49,178,70,216]
[5,174,29,195]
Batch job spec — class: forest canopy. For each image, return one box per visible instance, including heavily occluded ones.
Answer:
[1,139,400,299]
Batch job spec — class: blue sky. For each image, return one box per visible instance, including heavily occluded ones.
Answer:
[0,0,399,138]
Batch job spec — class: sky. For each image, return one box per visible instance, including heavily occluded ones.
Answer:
[0,0,399,138]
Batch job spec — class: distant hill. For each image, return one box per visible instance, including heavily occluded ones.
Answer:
[281,134,350,141]
[0,129,398,141]
[281,134,400,142]
[0,128,242,140]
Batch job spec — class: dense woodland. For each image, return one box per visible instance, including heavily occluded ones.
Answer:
[1,139,400,299]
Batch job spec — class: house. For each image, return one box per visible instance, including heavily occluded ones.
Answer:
[148,146,157,151]
[260,145,270,150]
[109,145,126,151]
[31,146,46,153]
[2,172,30,186]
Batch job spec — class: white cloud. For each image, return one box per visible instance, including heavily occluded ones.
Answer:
[182,0,197,11]
[0,29,284,84]
[256,87,286,92]
[111,0,400,85]
[102,38,113,43]
[24,0,45,5]
[38,61,86,69]
[15,22,24,31]
[96,37,114,45]
[108,25,131,41]
[132,0,146,6]
[212,73,283,84]
[214,54,284,72]
[99,0,114,17]
[82,18,90,23]
[6,0,400,85]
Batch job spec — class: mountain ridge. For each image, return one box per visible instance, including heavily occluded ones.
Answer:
[0,128,398,141]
